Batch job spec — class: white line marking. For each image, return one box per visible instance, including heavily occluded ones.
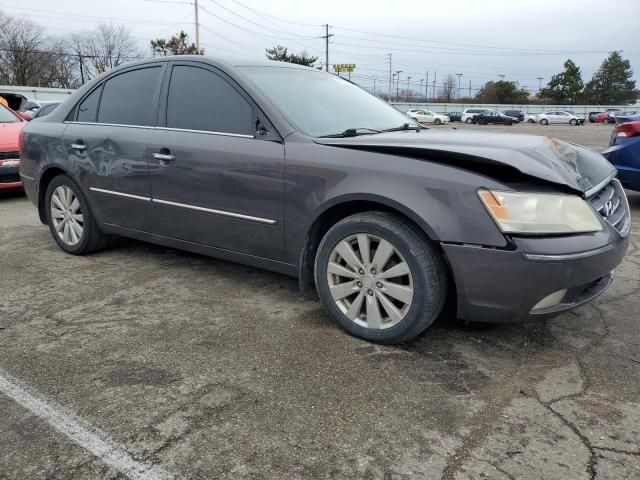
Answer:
[0,367,174,480]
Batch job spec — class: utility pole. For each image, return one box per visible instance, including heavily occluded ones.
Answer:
[322,24,334,72]
[407,76,411,101]
[419,79,424,101]
[456,73,463,100]
[78,53,84,85]
[395,71,402,101]
[392,73,397,101]
[468,79,472,99]
[373,78,376,96]
[425,71,429,102]
[387,53,392,102]
[194,0,200,52]
[498,74,505,81]
[432,71,437,102]
[537,76,543,93]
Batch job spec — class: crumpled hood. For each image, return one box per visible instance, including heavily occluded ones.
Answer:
[314,130,615,194]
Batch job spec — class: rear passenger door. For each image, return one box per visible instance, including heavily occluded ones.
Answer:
[147,61,285,261]
[64,64,165,231]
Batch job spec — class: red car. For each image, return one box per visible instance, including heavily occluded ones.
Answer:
[0,104,26,191]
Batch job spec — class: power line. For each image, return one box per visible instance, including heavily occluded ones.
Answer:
[225,0,323,27]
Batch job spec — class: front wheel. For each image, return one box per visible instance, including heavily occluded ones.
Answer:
[315,211,447,344]
[570,119,577,126]
[434,118,441,125]
[540,119,549,125]
[465,118,473,124]
[45,175,109,255]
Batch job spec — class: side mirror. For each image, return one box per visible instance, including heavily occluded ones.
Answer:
[18,111,33,121]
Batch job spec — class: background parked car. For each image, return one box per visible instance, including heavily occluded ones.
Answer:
[502,110,525,122]
[523,113,537,123]
[589,111,602,123]
[603,120,640,191]
[0,103,26,191]
[441,111,462,122]
[461,108,488,123]
[536,111,585,126]
[406,109,449,125]
[473,110,519,125]
[32,102,60,119]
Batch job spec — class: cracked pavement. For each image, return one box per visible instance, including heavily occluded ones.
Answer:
[1,124,639,479]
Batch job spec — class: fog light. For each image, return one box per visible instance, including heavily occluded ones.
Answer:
[532,289,567,310]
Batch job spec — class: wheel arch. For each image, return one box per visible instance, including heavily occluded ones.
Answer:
[297,195,455,306]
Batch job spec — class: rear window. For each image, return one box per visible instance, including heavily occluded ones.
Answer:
[97,67,161,126]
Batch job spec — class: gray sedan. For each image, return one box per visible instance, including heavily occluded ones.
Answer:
[19,56,629,344]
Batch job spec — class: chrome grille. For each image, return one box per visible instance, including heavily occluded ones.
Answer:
[588,179,630,235]
[0,151,19,161]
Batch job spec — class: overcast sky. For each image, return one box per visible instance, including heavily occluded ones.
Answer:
[2,0,639,95]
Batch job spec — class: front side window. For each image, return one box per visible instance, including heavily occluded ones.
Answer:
[240,66,413,137]
[97,67,161,126]
[166,65,253,135]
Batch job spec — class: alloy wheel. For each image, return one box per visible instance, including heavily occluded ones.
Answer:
[326,233,414,330]
[50,185,84,246]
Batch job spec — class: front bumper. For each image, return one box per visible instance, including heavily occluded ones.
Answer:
[442,231,629,324]
[0,161,22,190]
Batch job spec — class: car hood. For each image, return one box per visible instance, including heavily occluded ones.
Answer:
[314,130,615,194]
[0,122,25,149]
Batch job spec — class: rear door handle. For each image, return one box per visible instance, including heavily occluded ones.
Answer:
[70,143,86,151]
[152,153,176,162]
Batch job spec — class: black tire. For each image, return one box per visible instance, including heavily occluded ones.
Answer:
[528,119,536,123]
[315,211,447,344]
[540,119,549,125]
[570,119,577,126]
[45,174,109,255]
[434,118,441,125]
[465,118,473,124]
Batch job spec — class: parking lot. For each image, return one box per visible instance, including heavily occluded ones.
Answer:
[1,123,639,479]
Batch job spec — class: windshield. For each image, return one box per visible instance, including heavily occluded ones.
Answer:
[0,105,20,123]
[240,66,415,137]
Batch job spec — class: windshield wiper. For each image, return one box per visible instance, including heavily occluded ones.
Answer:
[318,127,383,138]
[382,123,422,132]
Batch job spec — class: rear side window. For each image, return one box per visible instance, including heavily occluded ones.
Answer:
[166,65,253,135]
[97,67,161,126]
[76,86,102,122]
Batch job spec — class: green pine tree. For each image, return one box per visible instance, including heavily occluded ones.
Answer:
[583,51,637,104]
[540,59,583,104]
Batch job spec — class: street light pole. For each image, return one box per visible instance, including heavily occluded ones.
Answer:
[407,76,411,101]
[420,79,424,102]
[537,76,543,94]
[498,74,505,81]
[395,70,402,101]
[455,73,463,100]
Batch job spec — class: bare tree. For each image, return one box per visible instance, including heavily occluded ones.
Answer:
[0,13,54,86]
[439,74,457,102]
[69,24,139,80]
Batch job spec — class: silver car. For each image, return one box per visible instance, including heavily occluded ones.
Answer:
[536,111,585,126]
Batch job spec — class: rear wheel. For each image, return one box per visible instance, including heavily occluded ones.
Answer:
[540,118,549,125]
[315,211,447,344]
[45,175,109,255]
[465,118,473,124]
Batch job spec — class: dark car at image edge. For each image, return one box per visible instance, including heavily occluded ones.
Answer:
[19,56,630,344]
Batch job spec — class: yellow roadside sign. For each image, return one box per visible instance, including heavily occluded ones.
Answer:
[333,64,356,73]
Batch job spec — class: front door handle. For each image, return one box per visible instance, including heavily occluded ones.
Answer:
[152,152,176,162]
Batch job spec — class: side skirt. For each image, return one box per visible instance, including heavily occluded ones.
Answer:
[102,223,298,278]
